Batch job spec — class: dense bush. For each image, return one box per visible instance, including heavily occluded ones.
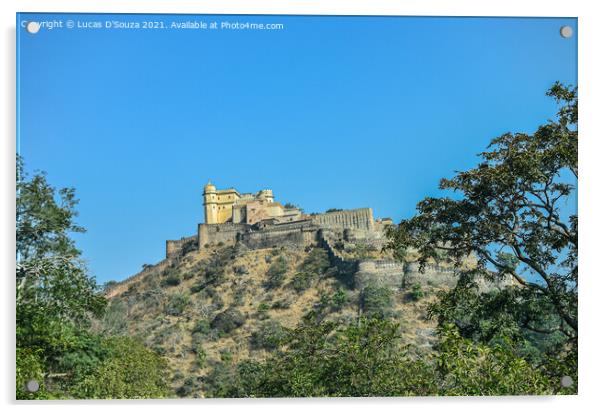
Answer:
[69,336,171,399]
[210,308,245,334]
[264,256,289,289]
[408,283,425,301]
[164,293,190,316]
[250,321,287,350]
[176,376,200,398]
[206,316,556,397]
[195,345,207,368]
[16,348,49,400]
[257,302,270,319]
[161,273,181,287]
[192,319,212,335]
[232,286,247,306]
[361,284,393,319]
[317,288,349,312]
[291,248,330,292]
[203,362,238,396]
[16,157,171,400]
[291,271,312,292]
[220,349,233,363]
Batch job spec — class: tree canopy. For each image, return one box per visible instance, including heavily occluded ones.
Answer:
[385,82,577,389]
[16,156,170,399]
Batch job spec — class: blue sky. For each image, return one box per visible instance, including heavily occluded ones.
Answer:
[17,14,577,284]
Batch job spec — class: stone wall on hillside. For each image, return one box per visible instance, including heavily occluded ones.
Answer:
[166,235,198,258]
[311,208,375,231]
[105,257,171,299]
[198,223,248,248]
[239,220,320,250]
[318,228,460,291]
[318,229,359,275]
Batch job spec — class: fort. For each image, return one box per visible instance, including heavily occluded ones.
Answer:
[154,182,459,293]
[107,182,467,298]
[165,182,394,259]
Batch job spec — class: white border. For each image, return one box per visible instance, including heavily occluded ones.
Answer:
[2,1,601,413]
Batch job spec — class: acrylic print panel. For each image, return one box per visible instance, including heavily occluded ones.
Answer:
[16,13,577,399]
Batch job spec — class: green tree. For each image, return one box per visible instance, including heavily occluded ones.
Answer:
[360,284,393,319]
[69,337,171,399]
[386,83,577,389]
[208,314,552,397]
[16,158,107,398]
[16,157,169,399]
[17,155,84,260]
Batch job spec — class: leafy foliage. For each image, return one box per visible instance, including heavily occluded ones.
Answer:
[408,283,425,301]
[16,157,169,399]
[16,156,85,260]
[69,337,170,399]
[360,284,393,319]
[250,321,287,350]
[192,319,212,335]
[386,83,578,390]
[207,315,554,397]
[16,348,50,400]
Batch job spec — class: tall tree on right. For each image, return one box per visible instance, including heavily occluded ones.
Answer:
[386,83,578,392]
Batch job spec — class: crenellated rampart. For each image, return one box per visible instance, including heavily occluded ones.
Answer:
[166,235,198,258]
[311,208,374,231]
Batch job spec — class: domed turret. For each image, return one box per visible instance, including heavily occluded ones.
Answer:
[204,181,216,194]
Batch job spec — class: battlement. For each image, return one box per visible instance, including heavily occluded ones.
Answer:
[311,208,374,231]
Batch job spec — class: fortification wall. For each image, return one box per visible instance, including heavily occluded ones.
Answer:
[105,257,171,299]
[166,235,198,258]
[318,229,359,275]
[402,261,457,288]
[318,228,458,290]
[354,260,405,290]
[311,208,375,231]
[240,220,320,249]
[198,223,248,248]
[353,260,460,290]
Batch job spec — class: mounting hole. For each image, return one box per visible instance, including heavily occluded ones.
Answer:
[25,379,40,393]
[26,21,40,34]
[560,25,573,38]
[560,375,574,388]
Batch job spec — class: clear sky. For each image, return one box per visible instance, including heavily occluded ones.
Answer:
[17,14,577,284]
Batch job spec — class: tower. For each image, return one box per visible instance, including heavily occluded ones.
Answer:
[203,181,218,224]
[257,189,274,203]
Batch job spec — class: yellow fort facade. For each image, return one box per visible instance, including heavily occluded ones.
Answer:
[203,182,295,225]
[166,181,390,258]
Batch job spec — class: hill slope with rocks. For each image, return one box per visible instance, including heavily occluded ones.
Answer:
[100,241,460,397]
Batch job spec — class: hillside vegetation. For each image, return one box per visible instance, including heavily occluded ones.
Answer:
[102,243,443,397]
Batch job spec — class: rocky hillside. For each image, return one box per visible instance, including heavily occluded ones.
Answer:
[100,242,456,397]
